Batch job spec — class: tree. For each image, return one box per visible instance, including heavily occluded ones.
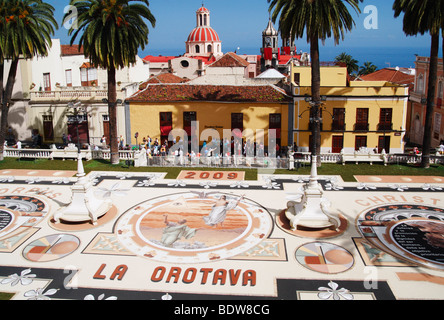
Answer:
[335,52,359,75]
[0,0,57,160]
[64,0,156,164]
[358,61,378,76]
[268,0,363,165]
[394,0,443,168]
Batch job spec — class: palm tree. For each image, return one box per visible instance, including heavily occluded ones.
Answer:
[268,0,363,164]
[358,61,378,76]
[0,0,57,160]
[64,0,156,164]
[394,0,443,168]
[335,52,359,75]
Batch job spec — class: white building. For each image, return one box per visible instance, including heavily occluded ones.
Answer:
[6,39,149,147]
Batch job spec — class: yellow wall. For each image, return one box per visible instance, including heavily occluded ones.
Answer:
[295,96,407,152]
[129,102,289,147]
[292,66,348,87]
[291,64,409,153]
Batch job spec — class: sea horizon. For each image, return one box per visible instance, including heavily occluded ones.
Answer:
[141,45,436,71]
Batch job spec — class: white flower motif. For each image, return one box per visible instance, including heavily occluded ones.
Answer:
[357,183,376,190]
[167,180,187,187]
[262,178,281,189]
[229,181,249,189]
[0,176,15,183]
[292,176,308,183]
[116,173,133,180]
[317,281,354,301]
[90,178,100,185]
[325,182,344,191]
[389,184,408,192]
[24,288,58,300]
[52,178,71,184]
[25,178,43,184]
[199,181,218,189]
[137,179,156,187]
[422,184,443,191]
[1,269,36,286]
[84,293,117,300]
[95,183,130,198]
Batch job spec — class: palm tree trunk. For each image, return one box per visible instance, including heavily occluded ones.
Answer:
[0,59,19,161]
[421,33,439,168]
[310,35,322,166]
[107,65,119,165]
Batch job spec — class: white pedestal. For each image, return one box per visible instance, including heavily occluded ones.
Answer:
[285,156,341,231]
[53,154,112,225]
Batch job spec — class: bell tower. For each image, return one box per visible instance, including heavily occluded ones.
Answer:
[261,18,279,71]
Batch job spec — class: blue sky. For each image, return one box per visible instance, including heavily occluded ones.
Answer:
[48,0,434,65]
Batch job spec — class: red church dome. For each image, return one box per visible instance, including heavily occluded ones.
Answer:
[187,26,220,43]
[185,6,223,58]
[197,6,210,13]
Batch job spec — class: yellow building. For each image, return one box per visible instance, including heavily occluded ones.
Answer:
[126,84,292,151]
[291,64,410,154]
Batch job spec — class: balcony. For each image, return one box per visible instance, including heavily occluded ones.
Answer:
[377,123,393,131]
[331,122,346,132]
[29,88,125,104]
[354,123,369,132]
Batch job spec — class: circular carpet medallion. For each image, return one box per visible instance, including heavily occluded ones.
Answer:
[357,204,444,270]
[114,192,274,264]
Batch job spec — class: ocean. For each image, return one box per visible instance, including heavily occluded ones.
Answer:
[142,45,435,71]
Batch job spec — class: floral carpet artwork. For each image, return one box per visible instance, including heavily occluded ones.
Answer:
[0,170,442,300]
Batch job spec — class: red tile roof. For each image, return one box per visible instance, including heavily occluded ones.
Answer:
[139,73,188,90]
[127,84,292,103]
[61,45,84,56]
[209,52,249,68]
[143,55,177,63]
[360,68,415,88]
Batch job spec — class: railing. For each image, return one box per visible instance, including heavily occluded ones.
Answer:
[3,147,444,168]
[29,89,124,103]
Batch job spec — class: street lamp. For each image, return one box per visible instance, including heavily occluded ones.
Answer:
[68,101,87,178]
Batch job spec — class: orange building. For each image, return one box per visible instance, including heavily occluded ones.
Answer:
[409,56,444,148]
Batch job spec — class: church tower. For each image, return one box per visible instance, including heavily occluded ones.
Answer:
[260,18,279,71]
[186,6,223,58]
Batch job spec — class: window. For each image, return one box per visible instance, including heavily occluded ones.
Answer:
[195,45,200,54]
[355,108,369,131]
[417,74,424,94]
[207,45,212,53]
[269,113,282,146]
[294,73,300,86]
[42,115,54,141]
[231,113,243,132]
[332,108,345,131]
[183,111,197,138]
[355,136,367,151]
[43,73,51,91]
[378,136,390,153]
[80,65,98,86]
[65,69,73,87]
[332,136,343,153]
[160,112,173,143]
[378,108,393,131]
